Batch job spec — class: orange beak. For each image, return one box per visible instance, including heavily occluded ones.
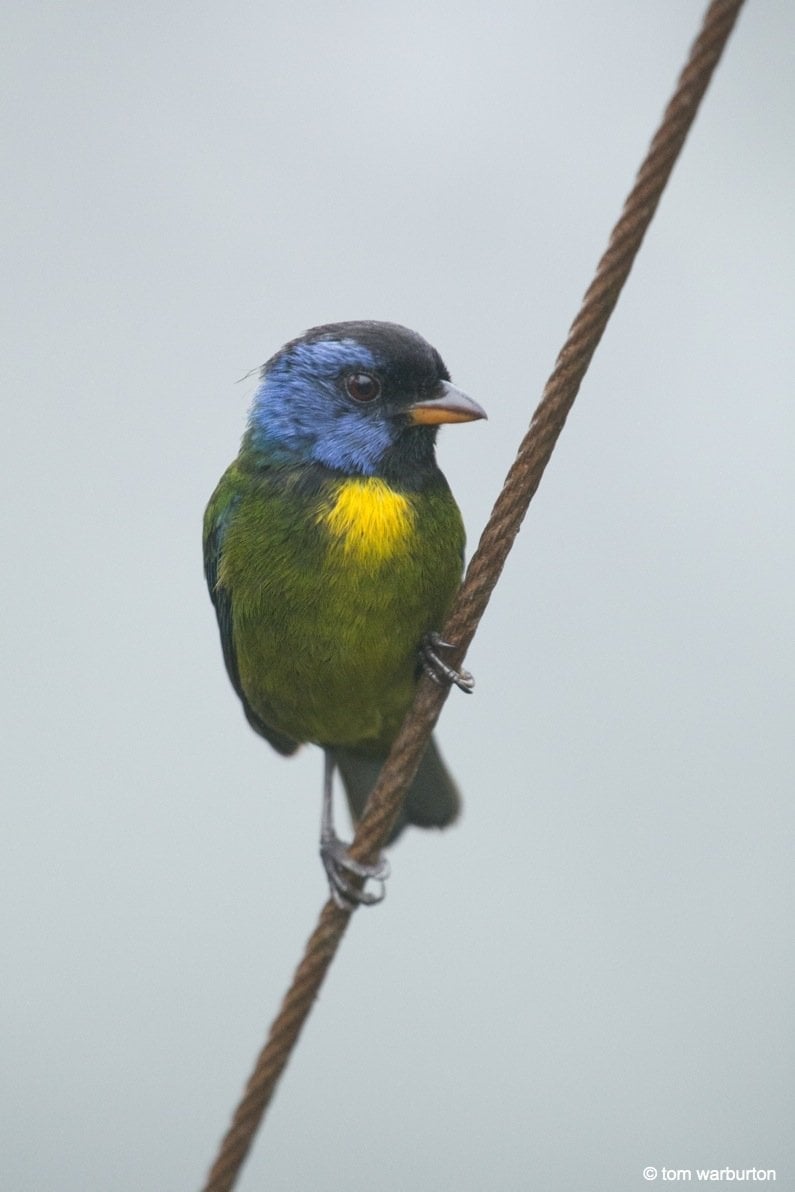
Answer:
[407,381,487,426]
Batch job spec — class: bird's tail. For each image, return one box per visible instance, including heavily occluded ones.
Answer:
[331,735,461,843]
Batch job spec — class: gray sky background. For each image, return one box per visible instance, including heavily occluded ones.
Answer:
[3,3,793,1190]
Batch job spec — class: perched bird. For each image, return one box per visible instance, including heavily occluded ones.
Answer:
[203,321,486,908]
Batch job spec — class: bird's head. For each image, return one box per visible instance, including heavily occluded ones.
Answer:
[244,321,486,480]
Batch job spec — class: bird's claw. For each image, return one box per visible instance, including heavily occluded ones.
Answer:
[420,632,475,693]
[320,833,391,912]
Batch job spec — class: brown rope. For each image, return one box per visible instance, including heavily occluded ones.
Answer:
[202,2,745,1186]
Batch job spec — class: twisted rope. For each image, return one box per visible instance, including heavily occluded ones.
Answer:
[202,2,745,1186]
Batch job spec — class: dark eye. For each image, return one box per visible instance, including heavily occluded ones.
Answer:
[345,372,381,403]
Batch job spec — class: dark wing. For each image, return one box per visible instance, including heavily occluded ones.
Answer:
[203,477,299,756]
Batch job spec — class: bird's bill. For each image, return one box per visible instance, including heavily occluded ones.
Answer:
[407,382,487,426]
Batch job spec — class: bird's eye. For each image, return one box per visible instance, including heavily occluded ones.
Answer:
[345,372,381,403]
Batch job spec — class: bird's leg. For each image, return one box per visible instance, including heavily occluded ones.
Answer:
[319,752,390,911]
[420,631,475,693]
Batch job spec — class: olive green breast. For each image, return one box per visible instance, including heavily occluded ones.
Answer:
[216,465,465,751]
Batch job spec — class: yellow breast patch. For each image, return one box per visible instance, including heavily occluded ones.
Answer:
[319,477,414,563]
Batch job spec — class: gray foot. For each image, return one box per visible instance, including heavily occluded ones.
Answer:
[420,631,475,693]
[320,833,391,912]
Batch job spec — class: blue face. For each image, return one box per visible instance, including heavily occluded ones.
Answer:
[247,337,389,474]
[245,322,450,477]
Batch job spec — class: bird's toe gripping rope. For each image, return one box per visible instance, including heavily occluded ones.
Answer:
[319,833,390,912]
[420,631,475,693]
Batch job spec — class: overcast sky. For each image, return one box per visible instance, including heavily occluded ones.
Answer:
[3,3,793,1190]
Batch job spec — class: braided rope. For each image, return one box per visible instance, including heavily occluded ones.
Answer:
[202,3,745,1186]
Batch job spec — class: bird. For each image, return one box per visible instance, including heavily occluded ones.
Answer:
[203,321,486,909]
